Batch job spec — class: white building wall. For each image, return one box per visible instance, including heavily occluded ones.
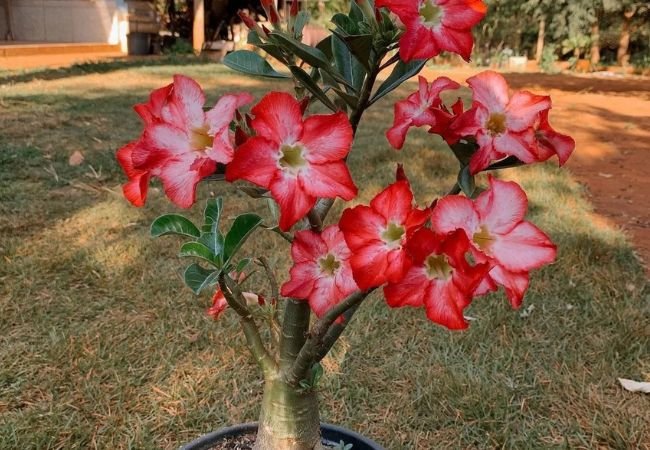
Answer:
[5,0,124,43]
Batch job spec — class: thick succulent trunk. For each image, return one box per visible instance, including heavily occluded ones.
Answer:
[253,377,322,450]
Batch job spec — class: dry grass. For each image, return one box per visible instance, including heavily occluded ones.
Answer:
[1,60,649,450]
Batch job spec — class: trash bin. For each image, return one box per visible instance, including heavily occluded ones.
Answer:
[127,32,151,55]
[126,0,160,55]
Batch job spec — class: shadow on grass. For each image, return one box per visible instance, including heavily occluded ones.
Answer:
[0,55,213,85]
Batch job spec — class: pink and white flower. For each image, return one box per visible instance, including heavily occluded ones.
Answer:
[384,228,490,329]
[339,179,430,290]
[386,76,460,149]
[117,75,253,208]
[281,226,359,318]
[449,71,572,174]
[431,176,556,306]
[376,0,487,62]
[226,92,357,231]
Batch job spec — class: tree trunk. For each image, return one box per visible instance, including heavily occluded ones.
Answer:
[192,0,205,54]
[590,22,600,66]
[535,17,546,63]
[253,377,323,450]
[617,9,635,66]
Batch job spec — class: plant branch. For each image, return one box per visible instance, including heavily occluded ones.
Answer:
[256,257,282,351]
[219,273,277,375]
[279,299,312,372]
[312,301,362,363]
[284,289,375,385]
[378,52,400,72]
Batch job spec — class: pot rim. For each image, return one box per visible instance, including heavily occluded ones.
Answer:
[178,421,385,450]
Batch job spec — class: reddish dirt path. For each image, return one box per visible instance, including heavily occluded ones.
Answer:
[425,69,650,276]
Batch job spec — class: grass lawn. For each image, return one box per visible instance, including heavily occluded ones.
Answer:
[1,60,648,450]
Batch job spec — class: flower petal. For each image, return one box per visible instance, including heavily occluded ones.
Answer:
[467,71,509,112]
[506,91,551,132]
[490,221,557,272]
[370,180,415,224]
[205,92,254,134]
[225,136,279,188]
[383,266,429,308]
[488,265,530,308]
[301,112,353,163]
[424,280,468,330]
[431,195,479,235]
[158,154,205,208]
[251,91,303,144]
[339,205,386,250]
[300,162,358,201]
[475,177,527,234]
[270,172,317,231]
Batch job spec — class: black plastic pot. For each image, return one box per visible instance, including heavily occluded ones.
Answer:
[179,422,384,450]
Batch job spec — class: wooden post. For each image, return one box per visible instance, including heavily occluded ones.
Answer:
[193,0,205,54]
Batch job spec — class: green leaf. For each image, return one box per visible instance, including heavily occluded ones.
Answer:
[198,232,224,261]
[370,59,427,104]
[223,50,289,78]
[184,263,219,295]
[247,31,288,63]
[335,32,373,71]
[332,87,359,109]
[179,242,217,265]
[349,0,364,24]
[449,140,478,166]
[270,32,331,71]
[289,66,338,112]
[310,362,324,386]
[223,213,263,262]
[315,35,333,61]
[203,197,223,233]
[293,11,310,39]
[331,34,366,93]
[235,258,252,274]
[457,166,476,197]
[150,214,200,239]
[331,13,358,35]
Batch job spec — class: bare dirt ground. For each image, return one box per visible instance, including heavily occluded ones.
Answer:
[427,68,650,276]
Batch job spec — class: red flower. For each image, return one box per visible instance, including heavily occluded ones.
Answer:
[533,110,575,166]
[116,140,154,207]
[339,179,430,290]
[449,71,570,174]
[206,273,262,320]
[431,176,556,307]
[226,92,357,231]
[384,228,490,329]
[386,76,460,149]
[117,75,253,208]
[281,226,359,318]
[376,0,487,61]
[206,288,229,320]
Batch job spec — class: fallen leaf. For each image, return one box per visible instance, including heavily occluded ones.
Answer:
[69,150,85,166]
[618,378,650,393]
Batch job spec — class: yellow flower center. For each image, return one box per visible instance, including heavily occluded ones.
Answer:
[472,225,494,252]
[419,0,442,26]
[319,253,340,276]
[279,144,306,171]
[486,113,507,136]
[425,254,452,280]
[190,124,214,151]
[381,222,406,247]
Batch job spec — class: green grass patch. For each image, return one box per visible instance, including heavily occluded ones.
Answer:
[0,63,648,449]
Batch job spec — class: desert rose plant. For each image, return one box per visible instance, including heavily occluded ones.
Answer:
[117,1,575,448]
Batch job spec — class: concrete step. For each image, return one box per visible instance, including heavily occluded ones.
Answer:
[0,42,122,58]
